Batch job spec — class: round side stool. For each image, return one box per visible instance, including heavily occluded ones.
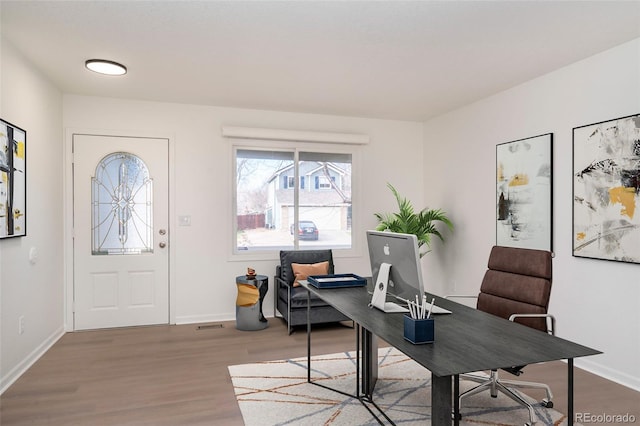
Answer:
[235,275,269,331]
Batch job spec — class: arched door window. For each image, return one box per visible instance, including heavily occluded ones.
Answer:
[92,152,153,255]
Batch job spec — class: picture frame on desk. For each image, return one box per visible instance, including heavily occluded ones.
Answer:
[573,113,640,264]
[496,133,553,251]
[0,118,27,239]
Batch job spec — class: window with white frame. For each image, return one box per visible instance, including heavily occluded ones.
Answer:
[234,147,352,253]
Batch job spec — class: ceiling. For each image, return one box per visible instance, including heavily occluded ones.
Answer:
[2,1,640,122]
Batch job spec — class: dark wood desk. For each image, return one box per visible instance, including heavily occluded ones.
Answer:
[300,280,601,425]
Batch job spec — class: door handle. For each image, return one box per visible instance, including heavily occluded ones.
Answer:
[159,241,167,248]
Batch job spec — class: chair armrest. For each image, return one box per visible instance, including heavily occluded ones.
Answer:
[509,313,556,335]
[274,275,292,288]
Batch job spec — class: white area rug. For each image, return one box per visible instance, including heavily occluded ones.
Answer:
[228,347,574,425]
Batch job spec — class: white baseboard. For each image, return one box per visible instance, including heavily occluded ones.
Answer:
[1,326,65,395]
[575,357,640,392]
[175,313,235,325]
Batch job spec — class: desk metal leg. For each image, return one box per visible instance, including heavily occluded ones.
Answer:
[568,358,574,426]
[453,374,460,426]
[304,291,389,425]
[432,375,453,426]
[306,289,311,383]
[356,323,361,398]
[361,327,378,398]
[306,292,364,400]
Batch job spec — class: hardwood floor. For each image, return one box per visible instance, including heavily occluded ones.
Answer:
[1,319,638,425]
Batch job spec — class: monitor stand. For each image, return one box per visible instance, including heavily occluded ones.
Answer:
[370,263,409,313]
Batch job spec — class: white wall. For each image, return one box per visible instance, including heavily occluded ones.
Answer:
[63,95,424,325]
[0,39,64,392]
[423,38,640,390]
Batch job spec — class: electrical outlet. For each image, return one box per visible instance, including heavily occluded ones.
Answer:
[18,316,25,335]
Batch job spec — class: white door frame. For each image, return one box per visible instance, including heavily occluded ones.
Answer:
[64,128,177,331]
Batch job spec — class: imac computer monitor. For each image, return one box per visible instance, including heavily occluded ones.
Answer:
[366,230,424,312]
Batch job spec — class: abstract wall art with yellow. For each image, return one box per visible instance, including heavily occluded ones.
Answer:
[0,118,26,239]
[496,133,553,251]
[573,114,640,263]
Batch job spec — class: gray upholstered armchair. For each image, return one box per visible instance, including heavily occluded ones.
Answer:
[273,249,350,334]
[455,245,555,426]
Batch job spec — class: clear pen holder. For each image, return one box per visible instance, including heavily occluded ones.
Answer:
[403,314,435,344]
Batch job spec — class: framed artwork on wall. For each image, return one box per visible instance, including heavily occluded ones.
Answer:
[573,113,640,263]
[496,133,553,251]
[0,118,27,239]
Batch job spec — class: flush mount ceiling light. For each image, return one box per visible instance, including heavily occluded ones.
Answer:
[85,59,127,76]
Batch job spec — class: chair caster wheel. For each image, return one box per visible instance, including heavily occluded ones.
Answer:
[541,399,553,408]
[451,412,462,421]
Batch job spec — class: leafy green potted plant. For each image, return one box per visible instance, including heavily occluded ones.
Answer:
[374,183,453,257]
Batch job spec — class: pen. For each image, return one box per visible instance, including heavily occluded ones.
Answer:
[426,297,435,319]
[421,294,427,319]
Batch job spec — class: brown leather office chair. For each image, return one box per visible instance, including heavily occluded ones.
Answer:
[458,245,555,426]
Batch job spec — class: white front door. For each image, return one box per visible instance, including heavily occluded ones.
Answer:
[73,134,169,330]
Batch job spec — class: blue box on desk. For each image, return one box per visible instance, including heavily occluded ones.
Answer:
[307,274,366,289]
[403,314,434,344]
